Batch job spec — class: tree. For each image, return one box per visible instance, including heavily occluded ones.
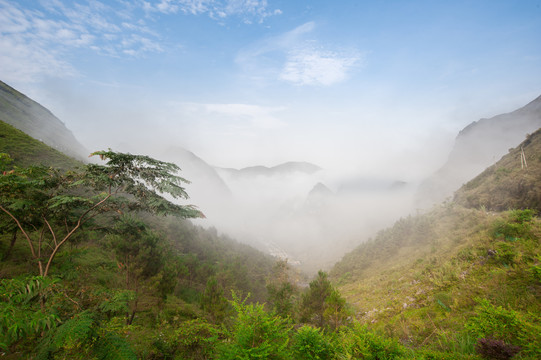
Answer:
[266,259,298,318]
[200,277,229,323]
[107,215,165,324]
[300,271,333,328]
[323,288,349,330]
[0,150,203,278]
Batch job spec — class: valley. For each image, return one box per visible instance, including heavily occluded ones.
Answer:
[1,80,540,359]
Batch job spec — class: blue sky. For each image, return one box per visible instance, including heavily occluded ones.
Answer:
[1,0,541,178]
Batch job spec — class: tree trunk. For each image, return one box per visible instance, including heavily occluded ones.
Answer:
[2,228,17,260]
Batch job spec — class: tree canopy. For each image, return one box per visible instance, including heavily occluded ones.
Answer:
[0,150,203,277]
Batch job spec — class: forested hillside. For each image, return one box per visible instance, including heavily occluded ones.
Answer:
[0,124,284,358]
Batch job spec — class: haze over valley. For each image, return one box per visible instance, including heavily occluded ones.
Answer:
[1,0,541,269]
[2,1,541,358]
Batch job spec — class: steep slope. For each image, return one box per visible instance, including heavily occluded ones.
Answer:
[0,80,88,160]
[331,130,541,357]
[417,95,541,208]
[156,146,232,221]
[1,112,277,305]
[0,120,82,170]
[454,128,541,211]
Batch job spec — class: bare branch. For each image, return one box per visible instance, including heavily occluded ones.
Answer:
[43,218,57,247]
[43,193,112,277]
[0,204,37,259]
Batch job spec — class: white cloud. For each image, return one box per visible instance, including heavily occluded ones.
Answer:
[280,46,361,86]
[0,36,76,84]
[236,21,363,86]
[0,0,281,84]
[0,0,166,83]
[143,0,281,22]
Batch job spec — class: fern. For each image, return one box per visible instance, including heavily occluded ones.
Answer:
[93,333,137,360]
[51,311,95,349]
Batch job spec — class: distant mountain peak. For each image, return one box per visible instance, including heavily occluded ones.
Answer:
[219,161,322,178]
[308,182,334,197]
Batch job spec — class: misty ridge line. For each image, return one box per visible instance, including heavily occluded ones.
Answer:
[2,78,541,272]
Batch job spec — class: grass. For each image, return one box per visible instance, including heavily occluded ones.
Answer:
[331,205,541,356]
[330,129,541,357]
[0,120,82,170]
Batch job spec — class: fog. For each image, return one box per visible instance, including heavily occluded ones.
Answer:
[3,0,540,273]
[14,77,536,273]
[26,81,538,273]
[111,138,433,273]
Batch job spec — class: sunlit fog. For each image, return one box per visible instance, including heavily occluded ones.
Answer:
[2,0,540,271]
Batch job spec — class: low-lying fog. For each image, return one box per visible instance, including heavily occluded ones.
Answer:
[119,141,446,273]
[5,0,540,274]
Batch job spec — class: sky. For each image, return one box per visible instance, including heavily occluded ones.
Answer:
[1,0,541,180]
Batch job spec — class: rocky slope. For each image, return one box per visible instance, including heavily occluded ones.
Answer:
[417,95,541,208]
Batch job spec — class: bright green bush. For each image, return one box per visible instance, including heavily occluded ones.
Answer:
[465,299,526,344]
[335,323,405,360]
[36,312,137,360]
[492,209,535,241]
[218,292,291,359]
[175,318,221,359]
[292,325,334,360]
[465,298,541,358]
[0,276,60,351]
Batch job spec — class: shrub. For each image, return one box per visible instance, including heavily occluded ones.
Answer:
[465,299,526,345]
[335,323,405,360]
[175,318,220,359]
[218,292,291,359]
[492,209,535,241]
[493,241,517,266]
[530,256,541,283]
[292,326,334,360]
[464,299,541,358]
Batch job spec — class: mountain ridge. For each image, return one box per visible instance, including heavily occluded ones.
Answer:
[0,80,88,161]
[330,123,541,357]
[218,161,322,178]
[416,94,541,208]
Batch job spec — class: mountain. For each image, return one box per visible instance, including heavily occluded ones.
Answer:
[0,80,88,161]
[330,126,541,356]
[0,120,82,170]
[454,128,541,212]
[219,161,321,178]
[416,94,541,208]
[308,182,334,198]
[153,146,233,224]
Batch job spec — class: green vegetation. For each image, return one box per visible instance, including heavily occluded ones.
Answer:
[0,120,81,169]
[331,204,541,359]
[455,131,541,212]
[1,96,540,358]
[0,80,88,160]
[329,130,541,359]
